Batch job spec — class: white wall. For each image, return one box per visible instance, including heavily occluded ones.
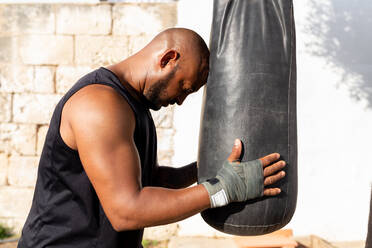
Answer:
[288,0,372,241]
[174,0,372,242]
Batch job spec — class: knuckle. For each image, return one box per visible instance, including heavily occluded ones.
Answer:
[264,188,281,196]
[264,189,270,196]
[265,166,275,176]
[267,189,275,196]
[265,177,273,185]
[274,174,282,181]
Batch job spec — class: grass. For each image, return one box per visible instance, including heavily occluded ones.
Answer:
[142,239,168,248]
[0,223,12,240]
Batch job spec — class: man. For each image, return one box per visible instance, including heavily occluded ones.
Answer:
[18,28,286,248]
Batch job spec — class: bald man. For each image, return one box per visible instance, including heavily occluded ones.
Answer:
[18,28,286,248]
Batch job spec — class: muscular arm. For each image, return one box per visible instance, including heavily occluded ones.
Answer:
[66,85,210,231]
[64,85,285,232]
[153,162,197,189]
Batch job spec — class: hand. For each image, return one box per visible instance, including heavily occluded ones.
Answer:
[227,139,286,197]
[202,138,286,208]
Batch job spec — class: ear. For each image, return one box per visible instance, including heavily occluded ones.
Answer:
[160,50,179,68]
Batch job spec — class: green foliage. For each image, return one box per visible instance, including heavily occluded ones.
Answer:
[142,239,161,248]
[0,223,12,240]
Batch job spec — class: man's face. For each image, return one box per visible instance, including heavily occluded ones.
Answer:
[145,58,209,110]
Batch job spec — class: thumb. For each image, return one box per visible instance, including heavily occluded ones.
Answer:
[227,139,242,163]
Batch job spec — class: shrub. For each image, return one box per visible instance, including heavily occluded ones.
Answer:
[0,223,12,240]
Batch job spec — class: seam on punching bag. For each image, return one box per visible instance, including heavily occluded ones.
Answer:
[217,0,233,57]
[272,0,288,58]
[282,1,295,225]
[221,221,282,228]
[259,0,267,47]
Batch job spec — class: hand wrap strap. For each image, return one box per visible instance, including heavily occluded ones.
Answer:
[202,159,264,208]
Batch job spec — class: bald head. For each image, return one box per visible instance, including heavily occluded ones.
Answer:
[149,28,210,63]
[111,28,209,110]
[136,28,210,109]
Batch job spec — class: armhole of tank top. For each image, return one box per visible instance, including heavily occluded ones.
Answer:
[55,82,139,154]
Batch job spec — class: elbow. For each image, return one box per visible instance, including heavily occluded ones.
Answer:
[109,214,142,232]
[107,203,144,232]
[110,217,139,232]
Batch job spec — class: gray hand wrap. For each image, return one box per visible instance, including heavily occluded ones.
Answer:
[202,159,264,208]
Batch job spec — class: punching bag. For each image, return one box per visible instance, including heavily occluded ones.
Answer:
[198,0,297,235]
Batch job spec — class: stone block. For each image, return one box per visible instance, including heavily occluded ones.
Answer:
[0,123,36,155]
[37,125,49,155]
[156,128,174,152]
[8,156,39,187]
[20,35,73,65]
[75,36,129,66]
[0,186,34,218]
[0,65,54,93]
[0,36,19,63]
[127,34,153,56]
[33,67,56,93]
[0,93,11,122]
[151,106,174,128]
[143,223,179,241]
[0,153,8,186]
[56,66,92,94]
[0,5,54,35]
[56,4,111,35]
[13,94,62,124]
[156,128,174,165]
[113,3,177,36]
[157,153,172,166]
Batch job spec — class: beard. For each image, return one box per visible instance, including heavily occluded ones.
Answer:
[145,79,170,110]
[144,67,178,110]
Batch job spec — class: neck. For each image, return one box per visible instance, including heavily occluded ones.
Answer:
[106,58,150,107]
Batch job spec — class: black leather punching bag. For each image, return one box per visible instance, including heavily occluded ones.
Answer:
[197,0,297,235]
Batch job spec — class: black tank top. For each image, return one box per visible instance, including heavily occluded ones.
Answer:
[18,67,158,248]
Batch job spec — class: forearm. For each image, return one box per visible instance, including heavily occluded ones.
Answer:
[113,184,210,231]
[153,162,197,189]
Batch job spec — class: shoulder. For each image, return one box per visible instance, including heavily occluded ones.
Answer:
[66,84,136,139]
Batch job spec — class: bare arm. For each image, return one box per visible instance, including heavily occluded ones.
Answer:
[153,162,197,189]
[65,84,285,231]
[67,85,210,231]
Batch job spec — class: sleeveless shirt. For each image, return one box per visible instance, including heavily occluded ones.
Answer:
[18,67,158,248]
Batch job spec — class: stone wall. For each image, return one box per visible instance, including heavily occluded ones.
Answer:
[0,3,177,234]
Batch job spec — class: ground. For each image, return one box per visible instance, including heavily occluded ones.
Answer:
[0,240,168,248]
[0,241,16,248]
[0,237,365,248]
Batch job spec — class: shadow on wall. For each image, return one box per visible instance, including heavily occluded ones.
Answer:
[304,0,372,109]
